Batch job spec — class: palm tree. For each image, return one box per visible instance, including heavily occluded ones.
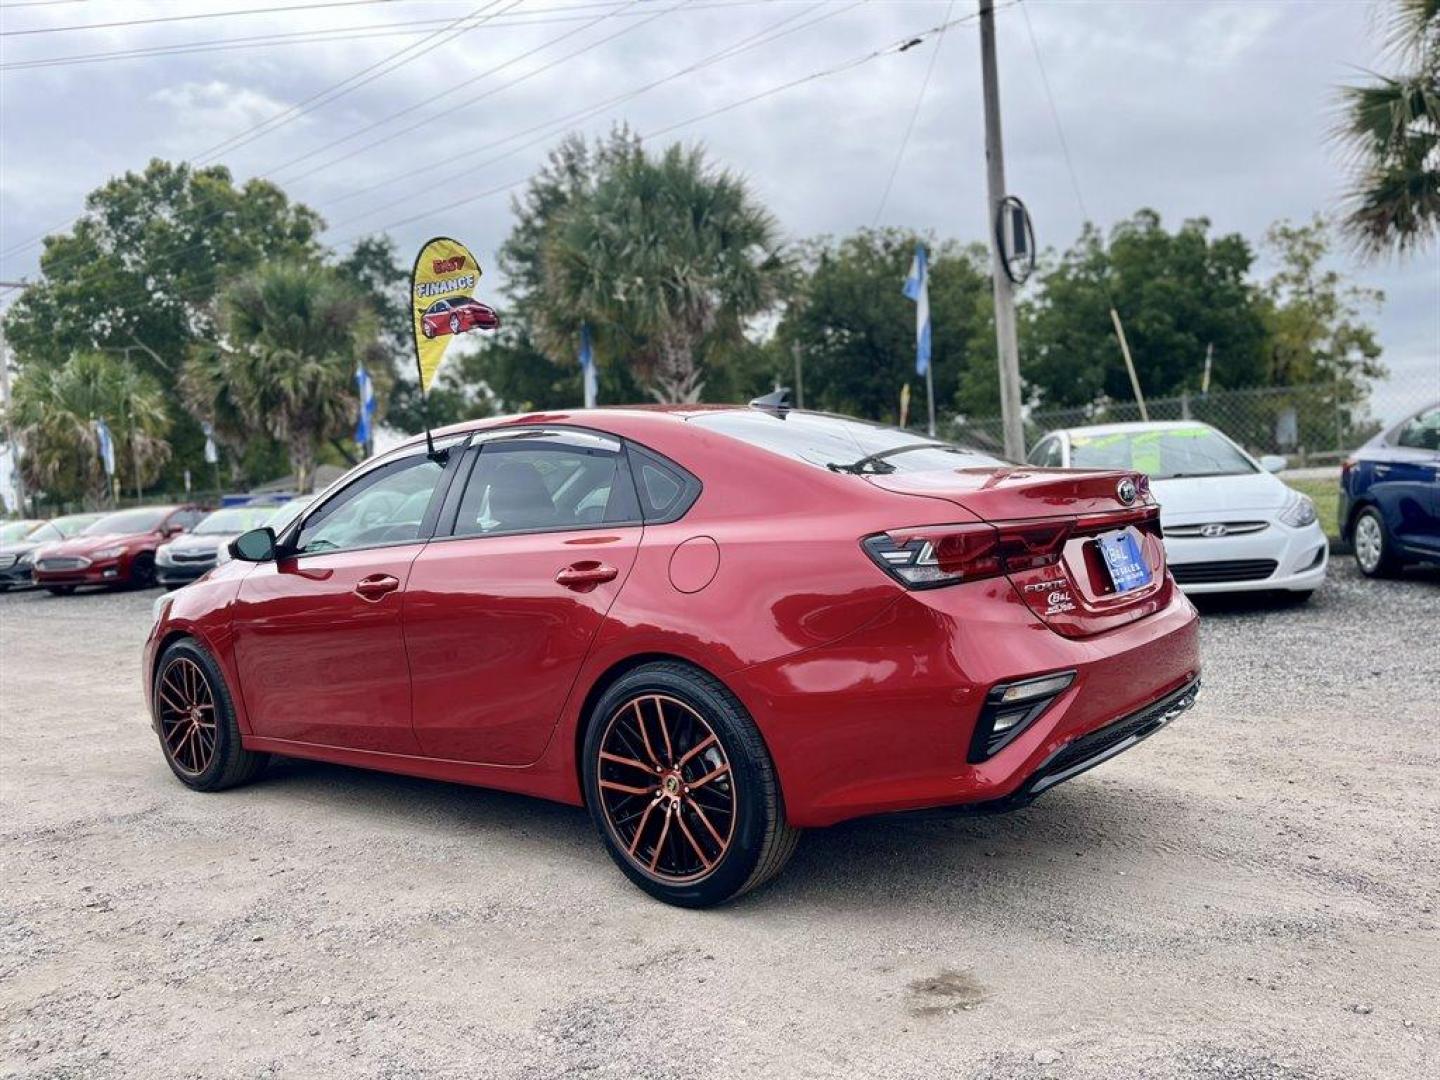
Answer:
[541,142,783,402]
[1335,0,1440,257]
[184,262,379,493]
[6,351,170,505]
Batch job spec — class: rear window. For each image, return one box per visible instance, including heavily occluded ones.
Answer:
[689,411,1001,473]
[1069,427,1255,479]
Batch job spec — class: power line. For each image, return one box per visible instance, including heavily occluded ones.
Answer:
[871,0,955,227]
[0,0,779,71]
[323,0,850,228]
[0,0,514,261]
[0,0,404,37]
[1018,0,1090,223]
[364,7,982,236]
[270,0,652,180]
[191,0,520,166]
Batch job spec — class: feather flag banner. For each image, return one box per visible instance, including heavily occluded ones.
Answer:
[409,236,498,392]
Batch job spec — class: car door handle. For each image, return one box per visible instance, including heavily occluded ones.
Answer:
[555,562,618,590]
[354,573,400,600]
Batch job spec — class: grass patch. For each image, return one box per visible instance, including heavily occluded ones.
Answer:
[1285,477,1341,541]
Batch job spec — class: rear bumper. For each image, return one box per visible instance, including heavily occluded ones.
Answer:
[731,579,1201,827]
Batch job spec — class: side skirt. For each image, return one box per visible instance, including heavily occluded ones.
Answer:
[241,735,583,807]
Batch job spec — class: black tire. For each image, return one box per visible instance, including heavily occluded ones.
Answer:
[1352,507,1399,578]
[582,661,801,908]
[422,322,435,339]
[449,313,461,335]
[128,554,156,589]
[45,585,76,596]
[152,638,269,792]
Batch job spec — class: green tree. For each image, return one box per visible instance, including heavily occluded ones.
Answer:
[2,160,325,489]
[1024,211,1268,407]
[1334,0,1440,256]
[182,263,382,493]
[777,229,995,426]
[6,351,170,505]
[502,131,784,403]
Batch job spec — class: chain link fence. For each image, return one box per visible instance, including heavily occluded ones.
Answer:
[947,382,1436,465]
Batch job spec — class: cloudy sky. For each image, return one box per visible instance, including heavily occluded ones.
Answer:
[1,0,1435,419]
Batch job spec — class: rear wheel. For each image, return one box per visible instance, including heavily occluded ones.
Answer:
[1352,508,1398,577]
[582,662,800,908]
[153,639,268,791]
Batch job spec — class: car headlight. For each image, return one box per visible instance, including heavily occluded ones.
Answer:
[18,550,35,566]
[92,546,125,561]
[1278,491,1317,528]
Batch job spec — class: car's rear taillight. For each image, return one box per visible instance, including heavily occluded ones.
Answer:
[862,521,1071,589]
[1340,457,1355,488]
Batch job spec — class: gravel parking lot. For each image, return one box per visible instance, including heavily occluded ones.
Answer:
[1,561,1437,1080]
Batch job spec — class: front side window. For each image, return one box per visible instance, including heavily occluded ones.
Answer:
[295,454,447,554]
[426,300,448,315]
[452,441,636,537]
[1395,407,1440,451]
[1068,427,1256,479]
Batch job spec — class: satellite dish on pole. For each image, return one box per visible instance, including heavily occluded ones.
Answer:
[996,195,1036,285]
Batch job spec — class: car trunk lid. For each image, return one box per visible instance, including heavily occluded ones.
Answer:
[868,467,1173,638]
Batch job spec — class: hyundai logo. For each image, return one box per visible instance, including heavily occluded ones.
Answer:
[1200,523,1229,538]
[1116,478,1137,504]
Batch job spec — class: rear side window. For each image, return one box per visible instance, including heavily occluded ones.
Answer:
[626,445,700,523]
[452,441,639,537]
[1395,407,1439,451]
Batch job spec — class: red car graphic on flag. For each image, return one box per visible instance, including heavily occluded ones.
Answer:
[420,297,499,339]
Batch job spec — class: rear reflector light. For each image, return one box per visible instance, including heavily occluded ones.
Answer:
[863,521,1070,590]
[970,671,1076,761]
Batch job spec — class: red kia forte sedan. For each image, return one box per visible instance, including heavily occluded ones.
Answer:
[419,297,499,339]
[144,403,1200,907]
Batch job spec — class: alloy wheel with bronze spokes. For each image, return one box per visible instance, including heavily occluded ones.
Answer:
[156,655,218,777]
[596,693,737,883]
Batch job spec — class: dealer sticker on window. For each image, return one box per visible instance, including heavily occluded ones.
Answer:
[1097,530,1152,594]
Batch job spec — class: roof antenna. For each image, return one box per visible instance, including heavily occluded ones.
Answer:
[749,387,794,414]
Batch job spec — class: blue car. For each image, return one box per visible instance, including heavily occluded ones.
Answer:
[1340,402,1440,576]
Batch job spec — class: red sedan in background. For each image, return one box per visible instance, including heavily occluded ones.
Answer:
[36,504,208,594]
[419,297,499,339]
[144,403,1199,907]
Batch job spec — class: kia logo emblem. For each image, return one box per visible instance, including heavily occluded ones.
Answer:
[1116,478,1137,504]
[1200,523,1229,538]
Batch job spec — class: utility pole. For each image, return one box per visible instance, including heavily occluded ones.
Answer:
[0,280,28,516]
[978,0,1025,462]
[791,341,804,410]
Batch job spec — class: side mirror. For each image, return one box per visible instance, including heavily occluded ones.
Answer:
[229,526,277,563]
[1259,454,1287,474]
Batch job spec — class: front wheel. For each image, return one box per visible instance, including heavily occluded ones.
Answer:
[582,661,800,908]
[1352,507,1398,578]
[153,639,269,791]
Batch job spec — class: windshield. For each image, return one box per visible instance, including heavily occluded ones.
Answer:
[81,508,170,535]
[193,506,276,535]
[689,411,1003,472]
[1069,427,1256,479]
[0,520,42,542]
[264,499,308,533]
[53,513,104,537]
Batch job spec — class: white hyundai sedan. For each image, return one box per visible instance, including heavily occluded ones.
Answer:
[1028,421,1328,600]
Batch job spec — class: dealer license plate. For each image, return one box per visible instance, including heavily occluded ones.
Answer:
[1097,529,1152,594]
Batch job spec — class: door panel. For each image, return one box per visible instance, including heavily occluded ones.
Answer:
[404,529,641,765]
[232,546,426,752]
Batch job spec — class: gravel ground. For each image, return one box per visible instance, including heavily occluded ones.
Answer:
[1,560,1437,1079]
